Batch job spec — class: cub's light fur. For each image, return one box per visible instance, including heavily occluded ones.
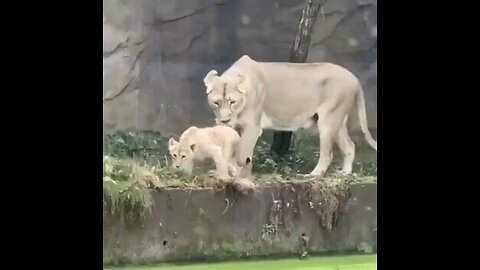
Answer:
[203,55,377,177]
[168,125,241,180]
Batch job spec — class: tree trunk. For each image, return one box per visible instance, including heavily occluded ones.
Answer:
[271,0,324,155]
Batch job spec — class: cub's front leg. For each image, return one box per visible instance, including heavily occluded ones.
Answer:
[208,144,231,180]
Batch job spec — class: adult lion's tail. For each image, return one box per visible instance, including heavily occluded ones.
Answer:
[355,85,377,151]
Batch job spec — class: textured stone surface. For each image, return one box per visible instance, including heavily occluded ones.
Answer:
[103,0,377,135]
[103,183,377,264]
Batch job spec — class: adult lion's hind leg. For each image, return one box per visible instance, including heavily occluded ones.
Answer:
[309,107,349,177]
[309,127,336,177]
[335,120,355,174]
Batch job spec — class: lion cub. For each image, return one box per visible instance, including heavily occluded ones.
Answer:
[168,125,241,180]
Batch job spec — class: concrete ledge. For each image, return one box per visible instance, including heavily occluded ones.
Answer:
[103,183,377,265]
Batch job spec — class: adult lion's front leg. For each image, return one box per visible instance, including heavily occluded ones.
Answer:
[236,125,262,177]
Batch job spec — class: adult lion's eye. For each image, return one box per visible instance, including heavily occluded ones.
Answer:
[172,154,177,158]
[181,155,186,159]
[213,101,220,107]
[229,100,236,105]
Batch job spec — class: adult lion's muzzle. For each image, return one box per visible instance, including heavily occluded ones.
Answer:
[216,116,235,127]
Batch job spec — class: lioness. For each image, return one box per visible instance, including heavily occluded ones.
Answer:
[203,55,377,177]
[168,125,241,180]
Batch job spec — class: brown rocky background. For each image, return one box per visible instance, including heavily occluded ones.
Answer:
[103,0,377,137]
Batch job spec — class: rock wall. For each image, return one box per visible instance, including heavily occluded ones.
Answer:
[103,0,377,136]
[103,183,377,265]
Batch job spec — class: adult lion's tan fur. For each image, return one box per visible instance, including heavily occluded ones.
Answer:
[203,55,377,177]
[168,125,241,180]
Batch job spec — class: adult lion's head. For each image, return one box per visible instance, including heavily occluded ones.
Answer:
[203,70,251,127]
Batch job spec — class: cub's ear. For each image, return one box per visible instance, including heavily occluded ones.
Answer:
[168,138,178,150]
[190,144,196,152]
[236,74,250,93]
[203,70,218,94]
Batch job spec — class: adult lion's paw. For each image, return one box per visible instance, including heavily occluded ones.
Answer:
[216,173,233,183]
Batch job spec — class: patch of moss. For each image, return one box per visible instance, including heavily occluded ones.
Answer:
[103,156,154,222]
[306,177,350,231]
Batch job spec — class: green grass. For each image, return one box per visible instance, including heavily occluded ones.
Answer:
[106,255,376,270]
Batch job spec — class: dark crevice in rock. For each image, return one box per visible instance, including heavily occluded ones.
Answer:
[213,0,230,7]
[166,25,212,58]
[104,40,146,59]
[135,39,147,46]
[320,9,345,19]
[156,7,206,25]
[103,76,135,102]
[130,44,147,73]
[104,43,123,57]
[104,42,146,102]
[104,36,130,57]
[358,1,376,7]
[103,122,118,129]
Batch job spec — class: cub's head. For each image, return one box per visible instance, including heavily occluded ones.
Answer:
[203,70,250,127]
[168,138,196,173]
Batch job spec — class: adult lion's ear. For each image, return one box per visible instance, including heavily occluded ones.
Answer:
[204,70,218,94]
[236,74,250,93]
